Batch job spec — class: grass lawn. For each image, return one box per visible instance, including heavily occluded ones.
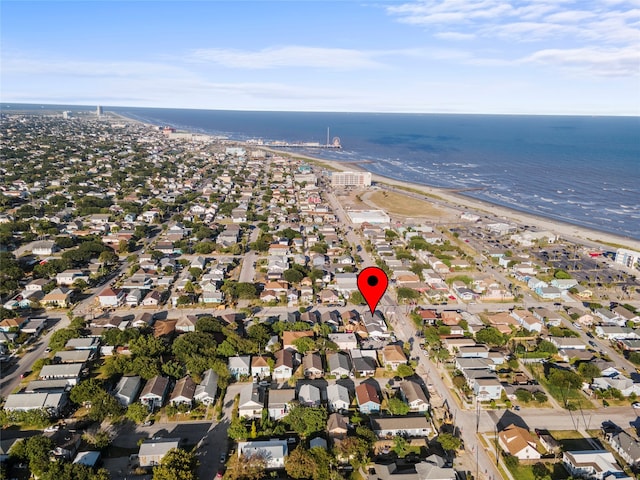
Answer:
[365,190,445,218]
[526,364,595,410]
[506,462,569,480]
[550,430,600,451]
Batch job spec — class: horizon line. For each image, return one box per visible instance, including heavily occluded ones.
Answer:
[2,101,639,118]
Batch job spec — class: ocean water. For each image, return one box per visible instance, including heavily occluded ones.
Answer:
[4,104,640,240]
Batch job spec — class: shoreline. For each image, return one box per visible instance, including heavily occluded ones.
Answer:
[103,112,640,252]
[266,148,640,252]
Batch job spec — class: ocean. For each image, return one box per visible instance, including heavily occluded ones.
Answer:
[5,104,640,240]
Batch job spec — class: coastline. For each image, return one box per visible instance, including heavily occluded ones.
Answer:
[266,148,640,252]
[103,111,640,253]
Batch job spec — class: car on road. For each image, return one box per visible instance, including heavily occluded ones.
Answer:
[216,470,225,479]
[44,425,60,433]
[20,370,31,379]
[220,454,226,464]
[632,402,640,409]
[142,420,154,426]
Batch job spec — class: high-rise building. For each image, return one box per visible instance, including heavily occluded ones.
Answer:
[331,171,372,187]
[96,105,103,117]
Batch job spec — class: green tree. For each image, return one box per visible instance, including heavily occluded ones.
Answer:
[228,417,249,440]
[283,405,327,438]
[397,287,420,303]
[284,268,305,284]
[129,335,167,356]
[225,453,266,480]
[437,433,461,453]
[387,397,410,415]
[515,389,533,403]
[292,336,316,354]
[536,340,558,354]
[333,436,369,468]
[396,364,414,378]
[392,436,411,457]
[126,402,149,424]
[475,327,506,346]
[349,290,365,305]
[285,446,317,479]
[577,362,601,382]
[153,448,199,480]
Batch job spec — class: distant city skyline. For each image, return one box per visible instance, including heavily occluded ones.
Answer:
[1,1,638,115]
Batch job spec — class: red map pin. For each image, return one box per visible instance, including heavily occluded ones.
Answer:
[357,266,389,315]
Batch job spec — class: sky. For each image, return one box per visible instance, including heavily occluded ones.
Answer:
[1,0,639,115]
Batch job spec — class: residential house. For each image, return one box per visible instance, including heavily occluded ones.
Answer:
[267,388,296,421]
[351,350,378,377]
[48,429,82,461]
[327,413,349,441]
[138,438,181,468]
[42,288,73,308]
[251,356,271,379]
[228,355,251,379]
[3,392,67,416]
[170,376,196,407]
[368,461,456,480]
[194,369,218,406]
[298,383,322,407]
[237,440,288,470]
[39,364,83,385]
[327,351,352,378]
[114,375,142,406]
[329,332,358,351]
[303,352,323,379]
[382,344,408,370]
[97,287,125,308]
[606,430,640,468]
[370,416,432,438]
[238,384,264,419]
[473,377,504,401]
[175,315,197,333]
[562,450,629,480]
[498,424,541,461]
[356,382,381,414]
[399,379,430,413]
[139,375,169,410]
[273,349,295,381]
[326,383,350,413]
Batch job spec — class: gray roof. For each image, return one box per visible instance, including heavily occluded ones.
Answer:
[327,383,350,404]
[39,363,83,379]
[140,376,169,399]
[194,369,218,401]
[298,384,321,405]
[328,351,352,374]
[400,380,429,405]
[53,350,92,364]
[114,376,142,405]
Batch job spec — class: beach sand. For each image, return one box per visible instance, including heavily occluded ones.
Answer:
[268,148,640,252]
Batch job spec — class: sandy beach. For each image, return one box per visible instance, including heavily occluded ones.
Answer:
[269,148,640,252]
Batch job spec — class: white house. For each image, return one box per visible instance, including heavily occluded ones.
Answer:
[237,440,288,470]
[326,383,350,412]
[498,424,541,461]
[563,450,629,480]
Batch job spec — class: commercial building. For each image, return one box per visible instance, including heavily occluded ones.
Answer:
[331,171,372,187]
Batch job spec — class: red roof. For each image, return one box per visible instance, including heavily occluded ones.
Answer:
[356,382,380,405]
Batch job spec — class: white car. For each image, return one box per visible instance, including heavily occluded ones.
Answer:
[44,425,60,432]
[632,402,640,409]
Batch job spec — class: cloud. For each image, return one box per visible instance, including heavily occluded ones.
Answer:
[521,46,640,76]
[386,0,640,44]
[188,46,384,69]
[2,56,192,79]
[434,31,476,40]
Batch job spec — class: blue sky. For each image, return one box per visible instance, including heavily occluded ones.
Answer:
[2,1,639,115]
